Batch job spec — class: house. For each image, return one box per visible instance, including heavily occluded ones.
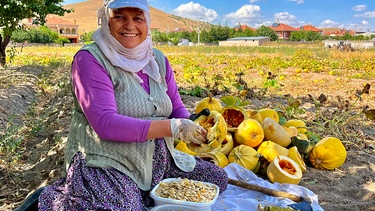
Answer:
[234,23,256,32]
[219,36,270,47]
[269,22,299,40]
[300,24,323,34]
[324,29,356,37]
[22,15,79,43]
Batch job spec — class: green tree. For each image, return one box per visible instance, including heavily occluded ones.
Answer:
[81,31,95,43]
[11,29,31,43]
[256,25,278,41]
[290,31,304,41]
[290,31,322,41]
[0,0,72,67]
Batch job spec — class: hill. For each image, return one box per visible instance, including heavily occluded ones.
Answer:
[63,0,204,35]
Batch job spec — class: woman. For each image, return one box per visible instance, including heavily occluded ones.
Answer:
[38,0,228,210]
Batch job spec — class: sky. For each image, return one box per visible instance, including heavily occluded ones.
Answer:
[63,0,375,32]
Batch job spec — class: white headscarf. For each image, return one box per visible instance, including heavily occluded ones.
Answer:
[92,4,161,83]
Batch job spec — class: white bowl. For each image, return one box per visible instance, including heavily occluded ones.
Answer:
[150,178,219,211]
[150,204,201,211]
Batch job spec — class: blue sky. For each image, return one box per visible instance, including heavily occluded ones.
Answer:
[63,0,375,31]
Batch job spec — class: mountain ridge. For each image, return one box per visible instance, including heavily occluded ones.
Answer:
[62,0,203,35]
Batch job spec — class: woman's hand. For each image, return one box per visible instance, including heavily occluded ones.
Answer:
[170,119,207,144]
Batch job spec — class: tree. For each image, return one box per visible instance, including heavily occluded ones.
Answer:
[0,0,72,67]
[256,25,278,41]
[81,31,95,43]
[28,26,58,43]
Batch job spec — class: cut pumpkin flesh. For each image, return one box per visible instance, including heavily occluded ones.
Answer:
[267,155,302,185]
[194,110,227,144]
[221,106,247,132]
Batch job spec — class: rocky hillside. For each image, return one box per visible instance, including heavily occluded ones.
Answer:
[63,0,206,34]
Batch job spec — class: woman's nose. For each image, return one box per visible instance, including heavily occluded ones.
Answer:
[122,19,134,29]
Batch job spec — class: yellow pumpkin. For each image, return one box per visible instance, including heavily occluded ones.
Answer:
[246,109,263,124]
[258,108,279,123]
[257,141,289,163]
[228,145,260,173]
[309,137,347,170]
[283,126,299,137]
[195,94,223,114]
[234,119,264,148]
[284,119,307,134]
[262,117,291,147]
[267,155,303,185]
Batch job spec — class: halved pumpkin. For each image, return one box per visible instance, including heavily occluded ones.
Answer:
[198,151,229,168]
[288,146,307,173]
[267,155,302,185]
[194,110,227,144]
[221,106,247,132]
[220,133,234,156]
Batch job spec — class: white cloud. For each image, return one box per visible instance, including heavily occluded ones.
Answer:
[249,0,262,2]
[353,5,366,12]
[171,1,218,23]
[361,20,369,25]
[354,11,375,18]
[273,12,300,26]
[288,0,304,4]
[318,20,342,28]
[224,4,262,26]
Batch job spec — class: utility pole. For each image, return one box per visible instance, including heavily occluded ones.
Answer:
[195,18,203,46]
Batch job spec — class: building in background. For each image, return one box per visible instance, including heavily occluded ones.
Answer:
[219,36,270,46]
[22,15,79,43]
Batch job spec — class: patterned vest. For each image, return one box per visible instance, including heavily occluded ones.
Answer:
[64,43,195,191]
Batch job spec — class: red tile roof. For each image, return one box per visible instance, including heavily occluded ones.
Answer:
[269,23,299,31]
[324,29,356,36]
[234,23,256,31]
[46,15,77,26]
[300,24,322,32]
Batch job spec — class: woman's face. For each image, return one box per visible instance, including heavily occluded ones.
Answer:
[109,7,148,49]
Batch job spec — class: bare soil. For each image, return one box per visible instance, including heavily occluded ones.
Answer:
[0,63,375,211]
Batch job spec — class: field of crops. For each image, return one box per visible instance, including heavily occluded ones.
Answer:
[1,43,375,210]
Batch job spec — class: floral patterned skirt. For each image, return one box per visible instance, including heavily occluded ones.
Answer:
[38,139,228,210]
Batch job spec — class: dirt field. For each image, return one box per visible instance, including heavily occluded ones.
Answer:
[0,60,375,210]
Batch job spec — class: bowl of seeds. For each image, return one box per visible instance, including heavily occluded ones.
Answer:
[150,178,219,211]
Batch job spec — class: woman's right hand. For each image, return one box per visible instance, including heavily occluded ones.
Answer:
[170,118,207,144]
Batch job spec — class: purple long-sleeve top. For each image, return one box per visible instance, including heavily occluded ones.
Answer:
[71,50,190,143]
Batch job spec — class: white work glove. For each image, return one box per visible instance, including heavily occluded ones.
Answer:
[170,118,207,144]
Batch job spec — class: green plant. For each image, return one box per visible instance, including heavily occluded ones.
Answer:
[0,118,23,154]
[178,86,207,97]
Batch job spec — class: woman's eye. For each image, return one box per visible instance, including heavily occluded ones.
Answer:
[113,16,124,20]
[134,17,143,21]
